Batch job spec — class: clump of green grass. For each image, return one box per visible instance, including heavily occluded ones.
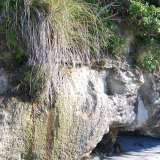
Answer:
[41,0,109,66]
[0,0,114,100]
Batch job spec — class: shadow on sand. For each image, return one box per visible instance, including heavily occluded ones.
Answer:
[104,133,160,160]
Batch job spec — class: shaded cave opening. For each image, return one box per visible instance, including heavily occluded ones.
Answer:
[87,130,146,158]
[91,129,122,156]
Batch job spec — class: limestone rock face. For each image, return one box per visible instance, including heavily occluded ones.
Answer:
[52,62,160,159]
[0,97,27,159]
[52,68,111,159]
[0,60,160,159]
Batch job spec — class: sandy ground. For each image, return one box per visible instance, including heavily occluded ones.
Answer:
[87,134,160,160]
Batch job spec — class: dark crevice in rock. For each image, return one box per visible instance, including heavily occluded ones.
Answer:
[118,130,144,136]
[106,77,125,95]
[91,129,120,156]
[85,130,147,159]
[105,68,127,96]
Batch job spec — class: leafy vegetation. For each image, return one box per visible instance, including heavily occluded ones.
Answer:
[141,54,158,71]
[106,21,126,54]
[135,36,160,71]
[0,0,112,99]
[125,0,160,71]
[103,0,160,71]
[127,0,160,36]
[0,0,160,101]
[0,0,26,68]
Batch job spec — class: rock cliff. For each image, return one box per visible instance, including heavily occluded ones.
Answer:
[0,55,160,159]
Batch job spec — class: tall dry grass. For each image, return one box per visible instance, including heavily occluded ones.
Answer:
[1,0,110,102]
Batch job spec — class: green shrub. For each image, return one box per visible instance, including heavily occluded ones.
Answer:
[108,35,126,54]
[106,20,126,54]
[141,54,158,71]
[127,0,160,36]
[135,36,160,71]
[106,0,160,71]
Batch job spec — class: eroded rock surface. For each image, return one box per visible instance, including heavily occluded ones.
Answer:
[0,59,160,159]
[52,61,160,159]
